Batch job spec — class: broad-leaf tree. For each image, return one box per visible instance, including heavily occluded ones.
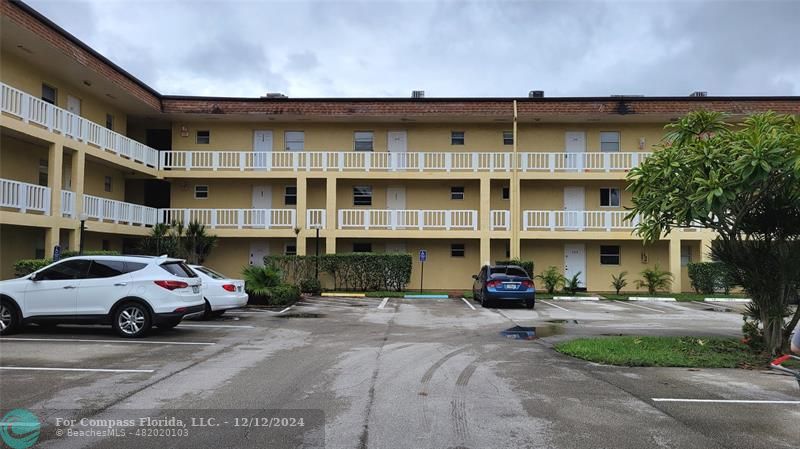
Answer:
[626,111,800,354]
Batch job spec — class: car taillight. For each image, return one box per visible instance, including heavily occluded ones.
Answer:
[522,280,534,288]
[154,280,189,290]
[222,284,236,292]
[487,280,501,288]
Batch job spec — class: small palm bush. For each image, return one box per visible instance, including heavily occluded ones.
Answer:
[635,265,673,295]
[563,272,582,294]
[242,265,281,297]
[610,271,628,295]
[536,266,566,294]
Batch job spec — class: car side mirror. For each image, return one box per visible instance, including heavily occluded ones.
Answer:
[472,274,479,280]
[30,273,40,281]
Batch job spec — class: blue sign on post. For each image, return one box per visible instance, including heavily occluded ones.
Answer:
[418,249,427,293]
[53,245,61,262]
[419,250,427,262]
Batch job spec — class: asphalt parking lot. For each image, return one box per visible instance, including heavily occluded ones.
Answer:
[1,297,797,449]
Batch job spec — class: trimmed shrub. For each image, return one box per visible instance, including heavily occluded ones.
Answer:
[300,278,322,295]
[495,259,535,278]
[61,250,120,258]
[267,253,412,292]
[13,259,51,277]
[687,262,735,294]
[265,284,301,305]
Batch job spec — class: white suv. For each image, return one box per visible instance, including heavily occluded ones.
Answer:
[0,255,203,338]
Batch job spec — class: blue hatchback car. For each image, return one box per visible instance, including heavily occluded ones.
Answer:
[472,265,535,309]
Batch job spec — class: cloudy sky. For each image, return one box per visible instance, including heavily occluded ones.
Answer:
[27,0,800,98]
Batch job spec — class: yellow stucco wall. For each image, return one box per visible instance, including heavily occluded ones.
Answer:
[335,180,481,210]
[83,160,126,201]
[0,135,50,185]
[517,123,666,152]
[0,225,46,279]
[170,179,300,209]
[520,180,632,211]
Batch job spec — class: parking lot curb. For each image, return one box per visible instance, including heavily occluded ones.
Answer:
[552,296,600,301]
[404,294,449,299]
[322,292,366,298]
[628,297,677,302]
[703,298,751,302]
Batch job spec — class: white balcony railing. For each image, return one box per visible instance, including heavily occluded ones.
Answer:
[83,194,158,226]
[1,82,159,168]
[160,151,514,172]
[0,178,50,214]
[490,210,510,231]
[519,152,651,172]
[61,190,75,217]
[523,210,639,231]
[338,209,478,230]
[307,209,326,229]
[159,208,296,229]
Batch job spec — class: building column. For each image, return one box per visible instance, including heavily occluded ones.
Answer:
[48,143,63,217]
[700,235,715,262]
[44,226,60,259]
[325,177,337,254]
[71,149,85,218]
[295,176,307,256]
[669,237,682,293]
[67,228,79,253]
[480,176,492,266]
[509,177,521,259]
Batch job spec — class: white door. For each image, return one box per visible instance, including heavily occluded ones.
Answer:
[563,186,585,229]
[564,244,586,289]
[388,131,408,170]
[386,186,406,228]
[253,130,273,170]
[252,185,272,227]
[249,242,270,266]
[564,131,586,170]
[67,95,81,115]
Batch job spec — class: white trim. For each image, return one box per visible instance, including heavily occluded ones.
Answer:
[539,300,569,311]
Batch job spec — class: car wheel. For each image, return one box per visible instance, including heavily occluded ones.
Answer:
[0,300,20,335]
[211,310,225,318]
[481,296,492,308]
[202,300,213,320]
[526,300,535,310]
[113,302,151,338]
[157,319,181,330]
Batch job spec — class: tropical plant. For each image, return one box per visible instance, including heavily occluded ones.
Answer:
[626,110,800,354]
[634,266,673,295]
[563,272,582,294]
[138,221,217,264]
[536,266,566,294]
[241,265,281,297]
[610,271,628,295]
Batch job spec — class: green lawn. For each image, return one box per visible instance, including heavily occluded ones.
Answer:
[598,292,749,302]
[555,336,765,368]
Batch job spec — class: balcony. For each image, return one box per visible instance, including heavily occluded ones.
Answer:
[83,195,158,226]
[0,178,50,214]
[61,190,75,217]
[306,209,326,229]
[490,210,510,231]
[159,208,296,229]
[1,82,159,168]
[523,210,639,231]
[519,152,651,172]
[338,209,478,230]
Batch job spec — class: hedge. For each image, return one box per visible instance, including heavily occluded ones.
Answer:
[13,251,121,277]
[265,253,412,292]
[495,260,535,278]
[687,262,735,294]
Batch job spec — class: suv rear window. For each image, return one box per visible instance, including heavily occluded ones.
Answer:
[160,261,198,278]
[195,267,226,280]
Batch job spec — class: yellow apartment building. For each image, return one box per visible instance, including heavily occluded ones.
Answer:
[1,0,798,292]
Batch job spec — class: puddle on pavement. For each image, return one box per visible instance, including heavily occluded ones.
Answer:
[546,319,579,324]
[276,313,325,319]
[500,325,564,340]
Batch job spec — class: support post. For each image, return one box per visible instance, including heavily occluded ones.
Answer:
[669,237,683,293]
[325,177,337,255]
[296,176,308,256]
[48,142,63,217]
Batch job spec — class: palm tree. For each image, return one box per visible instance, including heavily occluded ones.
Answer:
[635,266,673,295]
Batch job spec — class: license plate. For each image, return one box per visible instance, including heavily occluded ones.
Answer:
[192,285,200,293]
[237,286,242,292]
[503,282,520,290]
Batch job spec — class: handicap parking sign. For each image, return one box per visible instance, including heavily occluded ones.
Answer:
[419,249,427,262]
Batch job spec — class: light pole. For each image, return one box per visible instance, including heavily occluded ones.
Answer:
[78,212,89,255]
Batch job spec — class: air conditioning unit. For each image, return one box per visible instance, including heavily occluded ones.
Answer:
[412,90,425,98]
[529,90,544,98]
[690,91,708,97]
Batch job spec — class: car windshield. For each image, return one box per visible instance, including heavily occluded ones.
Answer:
[195,266,227,280]
[490,267,528,277]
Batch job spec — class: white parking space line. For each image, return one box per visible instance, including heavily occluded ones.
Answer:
[653,398,800,405]
[614,300,667,313]
[0,337,215,346]
[178,324,254,329]
[378,297,389,309]
[461,297,476,310]
[277,305,294,314]
[540,300,569,311]
[0,366,154,374]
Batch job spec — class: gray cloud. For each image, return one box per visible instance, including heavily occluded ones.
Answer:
[27,0,800,97]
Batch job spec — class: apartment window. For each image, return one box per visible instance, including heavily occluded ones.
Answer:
[194,185,209,199]
[450,186,465,200]
[451,131,465,145]
[600,245,620,265]
[354,131,374,151]
[38,159,48,186]
[353,243,372,253]
[353,186,372,206]
[101,239,111,251]
[502,187,510,200]
[284,186,297,205]
[503,131,513,145]
[104,176,113,193]
[41,84,57,105]
[196,130,210,145]
[285,244,297,256]
[451,243,465,257]
[600,131,620,152]
[681,246,692,267]
[285,131,304,151]
[600,188,620,207]
[105,114,114,130]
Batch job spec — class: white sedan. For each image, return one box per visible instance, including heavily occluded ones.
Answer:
[190,265,248,319]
